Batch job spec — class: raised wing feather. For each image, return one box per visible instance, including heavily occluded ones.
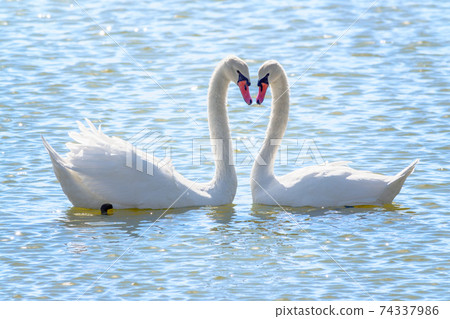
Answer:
[43,119,200,209]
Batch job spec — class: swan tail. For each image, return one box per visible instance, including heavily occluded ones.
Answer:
[378,159,419,204]
[42,135,105,208]
[42,136,69,169]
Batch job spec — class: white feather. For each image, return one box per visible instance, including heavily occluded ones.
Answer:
[42,56,251,209]
[251,60,418,207]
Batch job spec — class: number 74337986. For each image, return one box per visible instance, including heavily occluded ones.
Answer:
[379,305,439,316]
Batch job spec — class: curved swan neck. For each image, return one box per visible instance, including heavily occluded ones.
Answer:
[252,70,289,179]
[207,63,237,193]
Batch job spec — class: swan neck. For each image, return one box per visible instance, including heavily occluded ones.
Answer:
[252,71,289,180]
[207,64,237,194]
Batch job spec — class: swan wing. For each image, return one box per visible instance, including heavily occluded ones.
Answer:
[42,119,198,209]
[276,162,395,207]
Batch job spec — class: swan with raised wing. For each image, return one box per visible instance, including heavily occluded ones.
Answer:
[251,60,418,207]
[43,56,252,209]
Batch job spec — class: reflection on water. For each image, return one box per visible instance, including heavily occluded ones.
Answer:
[1,0,449,300]
[63,205,236,237]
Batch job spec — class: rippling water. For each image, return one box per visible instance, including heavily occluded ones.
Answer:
[1,0,449,300]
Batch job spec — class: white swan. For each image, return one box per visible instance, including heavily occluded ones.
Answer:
[251,60,419,207]
[42,56,252,209]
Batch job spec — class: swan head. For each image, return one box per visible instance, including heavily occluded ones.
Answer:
[256,60,283,104]
[100,203,113,215]
[223,56,252,105]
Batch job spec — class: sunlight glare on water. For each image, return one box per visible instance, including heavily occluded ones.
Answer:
[0,0,449,300]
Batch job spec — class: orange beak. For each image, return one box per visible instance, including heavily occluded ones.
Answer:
[256,82,268,105]
[238,80,252,105]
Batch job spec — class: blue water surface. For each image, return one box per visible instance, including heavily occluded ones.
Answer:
[0,0,449,300]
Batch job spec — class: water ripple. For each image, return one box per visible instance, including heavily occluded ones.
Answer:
[0,0,449,300]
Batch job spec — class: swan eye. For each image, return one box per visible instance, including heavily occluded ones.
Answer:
[237,70,251,86]
[257,73,270,87]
